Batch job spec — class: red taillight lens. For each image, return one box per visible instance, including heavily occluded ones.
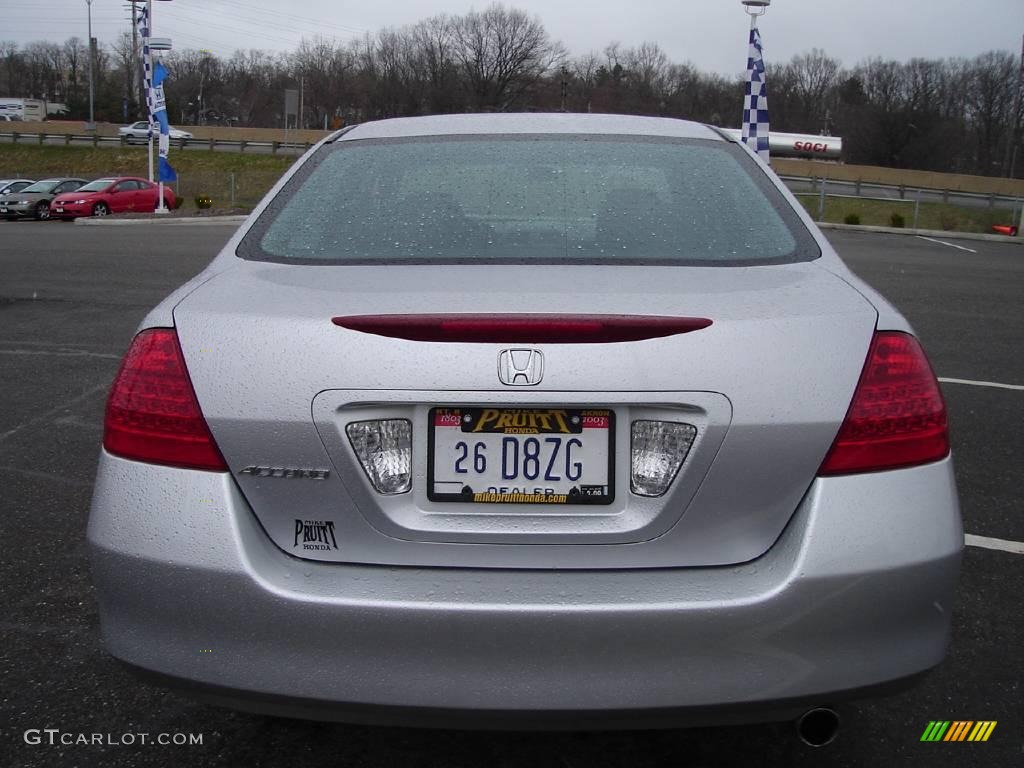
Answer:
[819,331,949,475]
[103,328,227,471]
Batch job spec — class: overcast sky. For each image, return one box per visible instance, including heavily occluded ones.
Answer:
[6,0,1023,75]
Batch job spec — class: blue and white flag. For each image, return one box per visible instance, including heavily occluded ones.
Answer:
[152,61,176,182]
[742,25,770,162]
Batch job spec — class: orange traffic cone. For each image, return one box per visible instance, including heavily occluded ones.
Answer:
[992,224,1018,236]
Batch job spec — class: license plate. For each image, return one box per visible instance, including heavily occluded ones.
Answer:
[428,407,614,505]
[0,207,7,213]
[54,207,63,213]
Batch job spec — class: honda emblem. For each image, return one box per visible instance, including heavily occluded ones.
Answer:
[497,349,544,386]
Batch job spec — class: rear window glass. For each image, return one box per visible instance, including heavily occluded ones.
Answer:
[240,135,818,266]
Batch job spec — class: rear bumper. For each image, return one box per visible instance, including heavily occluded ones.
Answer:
[87,452,962,726]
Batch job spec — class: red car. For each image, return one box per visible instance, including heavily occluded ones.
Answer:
[50,176,176,219]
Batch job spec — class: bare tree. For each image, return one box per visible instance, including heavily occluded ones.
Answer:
[451,3,565,110]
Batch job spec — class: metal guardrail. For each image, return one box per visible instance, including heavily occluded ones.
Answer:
[0,130,313,155]
[3,130,1023,234]
[781,175,1024,234]
[779,175,1023,209]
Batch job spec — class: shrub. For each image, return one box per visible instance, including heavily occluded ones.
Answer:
[843,213,861,225]
[889,212,905,228]
[195,195,213,209]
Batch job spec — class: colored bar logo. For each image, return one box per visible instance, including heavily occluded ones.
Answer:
[921,721,997,742]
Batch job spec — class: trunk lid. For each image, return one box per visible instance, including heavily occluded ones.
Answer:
[174,259,876,568]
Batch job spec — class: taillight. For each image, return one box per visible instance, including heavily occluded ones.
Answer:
[103,328,227,471]
[819,331,949,475]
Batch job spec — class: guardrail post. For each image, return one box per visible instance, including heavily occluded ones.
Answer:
[92,133,99,147]
[12,132,19,144]
[208,138,215,151]
[942,189,949,205]
[305,142,312,153]
[120,135,126,147]
[987,193,995,210]
[65,134,72,145]
[898,184,905,200]
[854,179,861,196]
[817,178,827,222]
[913,189,921,230]
[271,141,280,154]
[38,132,45,145]
[239,140,248,153]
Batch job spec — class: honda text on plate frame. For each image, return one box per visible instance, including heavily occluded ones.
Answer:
[87,114,961,730]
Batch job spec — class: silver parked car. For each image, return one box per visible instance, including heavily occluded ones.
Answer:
[0,177,85,220]
[118,120,193,143]
[88,114,961,739]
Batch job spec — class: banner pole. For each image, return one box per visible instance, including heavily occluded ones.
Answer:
[146,0,154,184]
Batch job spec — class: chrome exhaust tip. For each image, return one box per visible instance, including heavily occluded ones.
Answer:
[796,707,840,747]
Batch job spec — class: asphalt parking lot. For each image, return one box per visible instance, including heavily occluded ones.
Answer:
[0,222,1020,767]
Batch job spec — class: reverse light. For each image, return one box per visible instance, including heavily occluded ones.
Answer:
[819,331,949,475]
[630,420,697,497]
[103,328,227,471]
[346,419,412,494]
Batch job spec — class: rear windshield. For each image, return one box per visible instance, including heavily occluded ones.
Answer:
[239,135,818,266]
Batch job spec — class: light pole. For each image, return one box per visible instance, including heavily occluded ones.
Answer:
[741,0,770,33]
[85,0,95,131]
[142,0,173,204]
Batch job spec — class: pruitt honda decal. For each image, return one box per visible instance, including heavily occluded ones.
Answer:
[293,519,338,551]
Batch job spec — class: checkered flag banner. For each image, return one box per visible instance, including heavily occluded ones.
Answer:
[136,6,152,124]
[742,24,770,162]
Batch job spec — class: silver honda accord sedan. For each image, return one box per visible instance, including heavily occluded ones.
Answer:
[87,113,961,737]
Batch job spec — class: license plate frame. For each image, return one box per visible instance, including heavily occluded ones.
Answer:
[427,406,615,505]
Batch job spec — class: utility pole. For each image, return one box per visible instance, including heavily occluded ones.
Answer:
[86,0,95,130]
[146,0,154,184]
[131,1,140,113]
[1003,33,1024,179]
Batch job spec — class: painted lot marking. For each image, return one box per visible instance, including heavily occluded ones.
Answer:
[939,377,1024,392]
[916,235,978,253]
[965,534,1024,555]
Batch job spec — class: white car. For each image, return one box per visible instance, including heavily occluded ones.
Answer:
[118,121,193,144]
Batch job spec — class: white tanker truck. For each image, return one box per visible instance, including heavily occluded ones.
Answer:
[720,128,843,160]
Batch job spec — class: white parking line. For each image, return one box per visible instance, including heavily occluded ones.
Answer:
[916,235,978,253]
[965,534,1024,555]
[938,377,1024,391]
